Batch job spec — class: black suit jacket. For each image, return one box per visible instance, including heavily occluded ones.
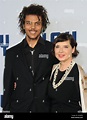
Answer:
[2,37,58,113]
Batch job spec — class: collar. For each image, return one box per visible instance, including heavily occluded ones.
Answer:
[23,36,45,48]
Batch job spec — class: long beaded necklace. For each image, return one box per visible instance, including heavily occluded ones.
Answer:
[52,60,75,89]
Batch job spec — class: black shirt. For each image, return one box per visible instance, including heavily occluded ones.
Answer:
[24,37,58,79]
[24,37,45,76]
[48,63,82,113]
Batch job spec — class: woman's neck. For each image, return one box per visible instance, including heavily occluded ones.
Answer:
[59,59,73,71]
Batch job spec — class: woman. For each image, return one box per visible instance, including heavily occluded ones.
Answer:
[48,32,87,113]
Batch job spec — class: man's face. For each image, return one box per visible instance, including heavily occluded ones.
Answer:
[23,15,43,40]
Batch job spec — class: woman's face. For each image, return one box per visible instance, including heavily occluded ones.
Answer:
[54,40,75,62]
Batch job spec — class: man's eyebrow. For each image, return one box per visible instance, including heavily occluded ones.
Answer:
[25,20,41,23]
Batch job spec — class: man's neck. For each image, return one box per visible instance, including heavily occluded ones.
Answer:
[26,37,40,48]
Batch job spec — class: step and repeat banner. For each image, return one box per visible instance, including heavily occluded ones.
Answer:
[0,0,87,112]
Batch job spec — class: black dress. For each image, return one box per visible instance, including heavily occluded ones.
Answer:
[48,63,82,113]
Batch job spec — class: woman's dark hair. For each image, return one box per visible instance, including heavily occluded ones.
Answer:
[52,32,79,57]
[18,4,50,34]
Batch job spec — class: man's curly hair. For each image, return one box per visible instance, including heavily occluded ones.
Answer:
[18,4,50,34]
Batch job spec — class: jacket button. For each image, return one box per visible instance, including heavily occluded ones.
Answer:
[16,55,19,58]
[32,70,34,75]
[29,88,32,91]
[42,100,45,103]
[42,77,44,80]
[55,89,57,91]
[16,77,19,80]
[55,111,58,113]
[16,100,19,102]
[29,66,31,69]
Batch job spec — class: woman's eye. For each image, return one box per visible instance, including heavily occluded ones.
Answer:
[64,46,68,48]
[55,45,59,48]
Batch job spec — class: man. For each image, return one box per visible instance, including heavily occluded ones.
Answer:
[2,4,58,113]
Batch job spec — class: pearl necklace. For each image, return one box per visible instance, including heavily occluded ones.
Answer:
[52,60,75,89]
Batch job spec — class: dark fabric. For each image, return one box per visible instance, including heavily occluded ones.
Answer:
[2,36,58,113]
[48,63,82,113]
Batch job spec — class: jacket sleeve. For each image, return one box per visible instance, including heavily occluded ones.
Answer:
[2,50,14,112]
[78,65,87,113]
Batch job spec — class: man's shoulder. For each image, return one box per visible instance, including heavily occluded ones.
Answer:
[7,40,23,50]
[44,40,53,47]
[45,40,52,44]
[6,41,23,55]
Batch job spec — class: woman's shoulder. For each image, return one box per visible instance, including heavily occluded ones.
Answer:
[77,64,87,90]
[77,64,85,75]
